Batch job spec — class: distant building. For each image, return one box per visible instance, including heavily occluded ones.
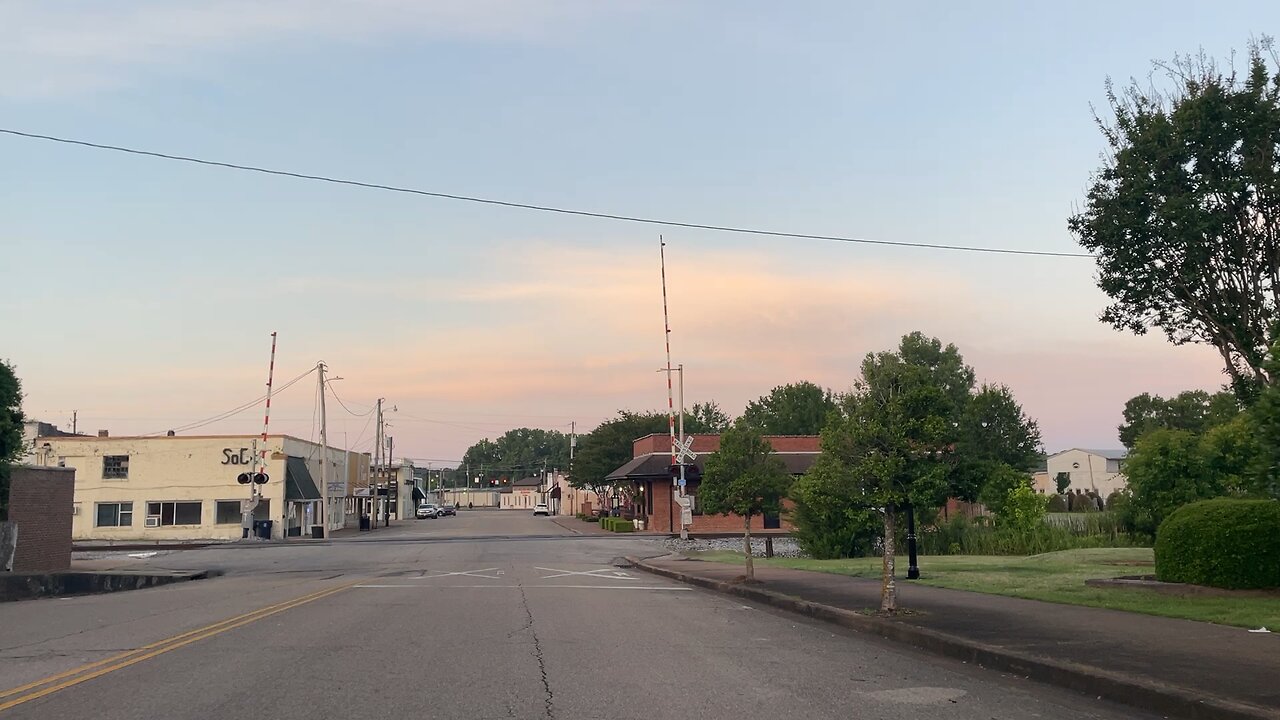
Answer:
[1045,448,1128,498]
[607,434,820,534]
[36,432,368,541]
[500,476,546,510]
[20,420,81,464]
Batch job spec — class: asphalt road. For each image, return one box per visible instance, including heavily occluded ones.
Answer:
[0,511,1159,719]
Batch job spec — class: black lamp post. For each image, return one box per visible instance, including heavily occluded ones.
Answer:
[905,501,920,580]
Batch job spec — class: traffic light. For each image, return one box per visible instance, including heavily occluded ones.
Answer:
[252,472,269,485]
[237,472,252,485]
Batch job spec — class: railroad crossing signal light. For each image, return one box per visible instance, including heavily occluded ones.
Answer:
[668,464,702,483]
[237,472,252,485]
[253,472,269,485]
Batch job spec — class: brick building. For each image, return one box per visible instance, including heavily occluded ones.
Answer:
[3,466,75,572]
[606,434,820,534]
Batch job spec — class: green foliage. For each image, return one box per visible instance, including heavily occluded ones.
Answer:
[685,401,732,433]
[921,512,1139,556]
[700,423,791,519]
[739,381,838,436]
[1003,480,1049,535]
[0,360,25,522]
[569,411,668,495]
[1046,494,1068,512]
[601,517,635,532]
[1118,390,1240,449]
[1155,498,1280,589]
[1054,472,1071,494]
[978,465,1033,517]
[459,427,570,487]
[788,455,881,559]
[953,384,1044,503]
[1069,43,1280,398]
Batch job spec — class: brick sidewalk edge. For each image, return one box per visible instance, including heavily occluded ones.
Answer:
[628,557,1278,720]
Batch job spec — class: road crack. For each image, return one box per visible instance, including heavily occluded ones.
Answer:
[516,584,555,719]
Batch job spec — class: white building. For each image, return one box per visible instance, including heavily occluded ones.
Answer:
[1045,448,1128,498]
[36,432,367,541]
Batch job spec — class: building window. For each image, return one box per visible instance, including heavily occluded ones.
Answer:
[103,455,130,479]
[146,501,202,526]
[215,501,242,525]
[96,502,134,527]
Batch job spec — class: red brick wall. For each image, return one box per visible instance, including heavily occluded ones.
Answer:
[631,433,820,458]
[640,482,794,534]
[8,466,75,572]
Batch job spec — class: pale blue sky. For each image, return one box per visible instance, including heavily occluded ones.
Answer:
[4,1,1273,463]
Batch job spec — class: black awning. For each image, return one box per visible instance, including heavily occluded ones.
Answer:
[285,457,321,501]
[413,486,427,503]
[549,486,562,499]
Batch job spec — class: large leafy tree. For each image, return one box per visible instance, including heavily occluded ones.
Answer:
[569,411,668,505]
[699,422,791,580]
[740,381,839,435]
[957,384,1044,509]
[1069,42,1280,400]
[821,335,961,613]
[458,428,569,486]
[684,401,732,433]
[788,454,881,559]
[0,361,25,522]
[1118,389,1240,448]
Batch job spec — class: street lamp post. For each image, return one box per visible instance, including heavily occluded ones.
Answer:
[905,502,920,580]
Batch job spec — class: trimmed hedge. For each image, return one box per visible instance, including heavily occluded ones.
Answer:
[1154,498,1280,590]
[601,518,634,533]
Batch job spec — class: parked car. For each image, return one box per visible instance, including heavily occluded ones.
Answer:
[416,503,441,519]
[439,503,456,516]
[533,503,550,516]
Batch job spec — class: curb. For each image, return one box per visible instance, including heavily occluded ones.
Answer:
[629,558,1279,720]
[0,570,210,602]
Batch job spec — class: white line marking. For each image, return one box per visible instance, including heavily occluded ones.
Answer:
[534,566,638,580]
[415,568,502,580]
[354,584,691,591]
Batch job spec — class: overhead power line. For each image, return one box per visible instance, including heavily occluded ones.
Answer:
[140,365,316,436]
[0,128,1093,259]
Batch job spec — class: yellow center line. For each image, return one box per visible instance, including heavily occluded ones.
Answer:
[0,578,363,713]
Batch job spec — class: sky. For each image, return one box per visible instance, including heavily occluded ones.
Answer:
[4,0,1275,465]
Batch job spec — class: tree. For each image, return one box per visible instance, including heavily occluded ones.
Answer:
[1003,478,1050,535]
[699,422,791,580]
[956,384,1043,505]
[1069,42,1280,400]
[1118,390,1240,448]
[458,428,570,487]
[740,381,838,435]
[0,361,25,522]
[789,454,881,559]
[1054,472,1072,494]
[821,335,961,613]
[1123,429,1219,536]
[684,401,732,433]
[569,411,668,507]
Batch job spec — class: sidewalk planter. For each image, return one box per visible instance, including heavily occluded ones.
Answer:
[603,518,635,533]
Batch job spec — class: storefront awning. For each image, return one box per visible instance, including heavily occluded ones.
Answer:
[413,486,427,503]
[285,457,321,501]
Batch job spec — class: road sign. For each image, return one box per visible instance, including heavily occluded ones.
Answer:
[673,436,696,463]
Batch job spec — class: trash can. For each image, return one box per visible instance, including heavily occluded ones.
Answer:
[311,525,324,539]
[359,515,371,531]
[253,520,273,540]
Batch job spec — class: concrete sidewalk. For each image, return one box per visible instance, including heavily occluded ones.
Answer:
[634,556,1280,720]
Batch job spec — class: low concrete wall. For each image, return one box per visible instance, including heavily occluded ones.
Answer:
[0,570,210,602]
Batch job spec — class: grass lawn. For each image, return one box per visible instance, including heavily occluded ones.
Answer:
[692,547,1280,629]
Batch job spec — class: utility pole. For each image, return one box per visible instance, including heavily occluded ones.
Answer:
[372,398,383,529]
[71,410,77,435]
[317,362,330,539]
[386,435,394,525]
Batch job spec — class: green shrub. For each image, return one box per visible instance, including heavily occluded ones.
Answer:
[585,516,599,523]
[1154,498,1280,589]
[609,519,634,532]
[1046,494,1068,512]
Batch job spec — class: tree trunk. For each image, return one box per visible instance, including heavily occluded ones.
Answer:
[765,535,774,558]
[880,503,897,614]
[743,513,755,580]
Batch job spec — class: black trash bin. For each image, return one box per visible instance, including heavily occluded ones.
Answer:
[311,525,324,539]
[359,515,371,531]
[253,520,273,539]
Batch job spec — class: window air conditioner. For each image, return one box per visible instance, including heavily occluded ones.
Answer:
[144,517,160,528]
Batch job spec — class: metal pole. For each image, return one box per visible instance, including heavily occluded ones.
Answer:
[385,435,394,525]
[317,362,329,539]
[906,502,920,580]
[677,364,687,541]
